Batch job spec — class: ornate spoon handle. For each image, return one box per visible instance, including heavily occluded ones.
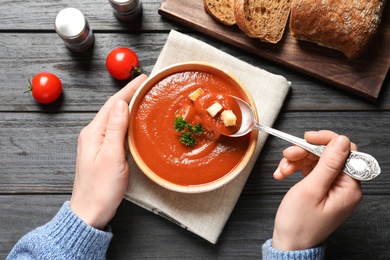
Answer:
[254,123,381,181]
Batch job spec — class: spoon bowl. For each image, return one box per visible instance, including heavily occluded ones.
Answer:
[229,97,258,137]
[228,96,381,181]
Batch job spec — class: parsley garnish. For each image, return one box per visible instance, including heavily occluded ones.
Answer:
[192,123,203,135]
[174,116,203,146]
[174,116,188,132]
[180,132,198,146]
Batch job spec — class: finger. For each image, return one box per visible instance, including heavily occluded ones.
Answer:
[282,146,318,162]
[305,129,359,161]
[110,74,148,104]
[273,158,304,180]
[351,141,358,151]
[281,159,302,175]
[274,153,319,180]
[90,74,148,129]
[273,158,289,180]
[306,135,351,193]
[305,131,359,152]
[102,100,129,155]
[279,144,319,169]
[300,159,319,176]
[282,146,310,161]
[304,130,339,145]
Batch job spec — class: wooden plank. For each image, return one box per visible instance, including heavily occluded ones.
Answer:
[0,0,180,31]
[1,33,389,113]
[0,112,89,193]
[159,0,390,101]
[1,194,389,259]
[1,111,388,195]
[0,33,164,112]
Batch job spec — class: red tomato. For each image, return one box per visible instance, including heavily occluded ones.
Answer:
[201,125,221,141]
[28,72,62,104]
[106,47,141,80]
[175,103,196,122]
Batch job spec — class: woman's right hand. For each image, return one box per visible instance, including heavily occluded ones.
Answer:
[272,130,363,251]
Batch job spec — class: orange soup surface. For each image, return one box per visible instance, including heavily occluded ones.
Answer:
[132,71,251,186]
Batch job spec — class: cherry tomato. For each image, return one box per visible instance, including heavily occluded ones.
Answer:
[28,72,62,104]
[201,125,221,141]
[175,103,196,122]
[106,47,142,80]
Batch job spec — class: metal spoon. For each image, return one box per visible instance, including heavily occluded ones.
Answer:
[230,96,381,181]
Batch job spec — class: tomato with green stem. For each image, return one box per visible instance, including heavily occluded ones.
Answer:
[106,47,142,80]
[27,72,62,104]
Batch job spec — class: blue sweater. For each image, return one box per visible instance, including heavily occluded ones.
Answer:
[7,201,325,259]
[7,202,112,260]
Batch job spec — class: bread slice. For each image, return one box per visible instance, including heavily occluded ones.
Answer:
[204,0,236,26]
[234,0,292,43]
[289,0,386,59]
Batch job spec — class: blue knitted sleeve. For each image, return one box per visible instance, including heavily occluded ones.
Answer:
[7,201,113,260]
[262,239,326,260]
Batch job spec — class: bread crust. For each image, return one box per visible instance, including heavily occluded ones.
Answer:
[204,0,236,26]
[234,0,292,43]
[234,0,257,37]
[290,0,386,59]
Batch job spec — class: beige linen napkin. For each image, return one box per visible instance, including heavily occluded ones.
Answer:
[124,30,291,244]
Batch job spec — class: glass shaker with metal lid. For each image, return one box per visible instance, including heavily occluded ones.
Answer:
[54,8,95,52]
[108,0,143,22]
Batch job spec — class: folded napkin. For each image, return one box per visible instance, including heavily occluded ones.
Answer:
[124,30,291,244]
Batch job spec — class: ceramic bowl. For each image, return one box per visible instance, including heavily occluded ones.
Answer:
[128,62,258,193]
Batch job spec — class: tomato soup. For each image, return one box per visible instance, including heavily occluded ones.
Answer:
[131,70,252,186]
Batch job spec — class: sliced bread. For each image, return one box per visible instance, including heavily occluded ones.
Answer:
[234,0,292,43]
[204,0,236,26]
[289,0,386,59]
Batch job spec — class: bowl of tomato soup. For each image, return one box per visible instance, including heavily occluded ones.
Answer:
[128,62,258,193]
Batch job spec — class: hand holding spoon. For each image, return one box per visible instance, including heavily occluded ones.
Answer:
[229,97,381,181]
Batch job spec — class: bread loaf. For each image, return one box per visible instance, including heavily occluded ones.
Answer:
[234,0,292,43]
[290,0,386,59]
[204,0,236,26]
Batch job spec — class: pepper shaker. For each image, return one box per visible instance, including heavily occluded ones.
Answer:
[54,8,95,52]
[108,0,143,22]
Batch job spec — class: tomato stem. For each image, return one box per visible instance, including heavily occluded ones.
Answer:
[24,79,33,94]
[132,66,143,77]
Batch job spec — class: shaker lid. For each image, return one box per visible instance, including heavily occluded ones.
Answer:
[109,0,138,12]
[55,8,86,38]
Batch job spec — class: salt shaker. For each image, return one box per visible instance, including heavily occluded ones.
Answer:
[54,8,95,52]
[108,0,143,22]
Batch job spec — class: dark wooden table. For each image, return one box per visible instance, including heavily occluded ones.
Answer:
[1,1,389,259]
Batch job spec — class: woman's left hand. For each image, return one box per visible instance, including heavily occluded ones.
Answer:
[70,74,147,230]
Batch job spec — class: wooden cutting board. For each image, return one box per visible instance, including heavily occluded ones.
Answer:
[158,0,390,101]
